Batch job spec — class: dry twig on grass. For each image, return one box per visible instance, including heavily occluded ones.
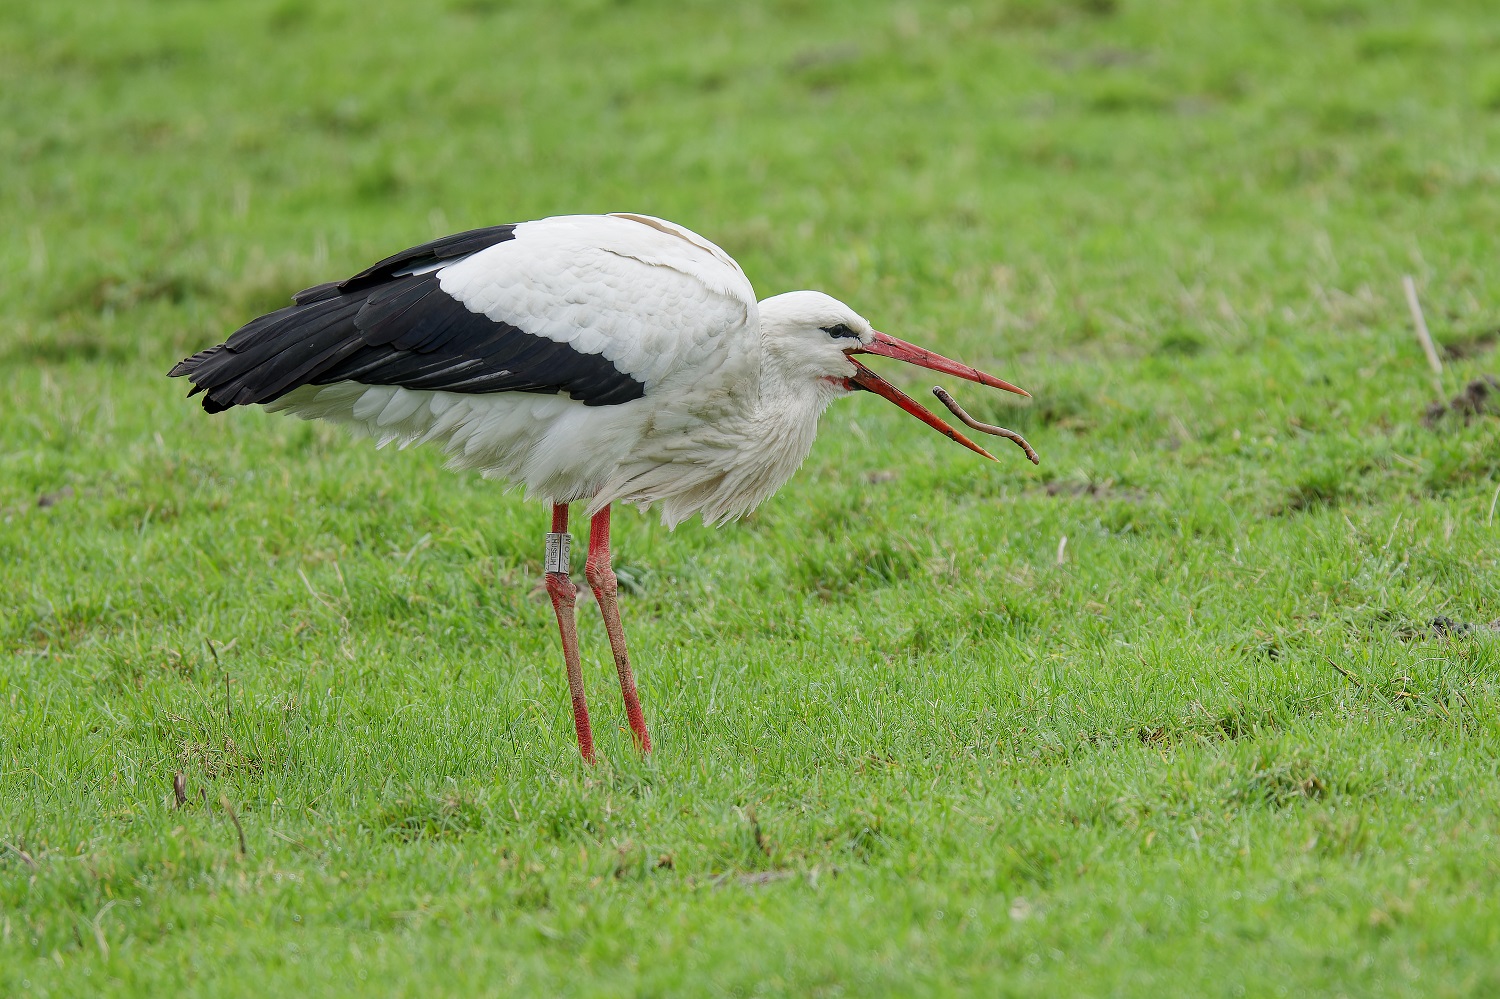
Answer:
[221,796,248,856]
[1402,275,1445,402]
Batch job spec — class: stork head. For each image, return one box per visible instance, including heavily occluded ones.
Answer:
[757,290,1031,461]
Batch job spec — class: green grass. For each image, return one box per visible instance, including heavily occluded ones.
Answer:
[4,0,1500,994]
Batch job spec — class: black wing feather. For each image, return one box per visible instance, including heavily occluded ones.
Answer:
[329,225,522,297]
[169,225,647,412]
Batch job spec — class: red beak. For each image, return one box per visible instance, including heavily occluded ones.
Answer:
[847,332,1029,461]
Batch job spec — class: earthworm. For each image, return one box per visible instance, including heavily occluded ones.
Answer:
[932,387,1039,465]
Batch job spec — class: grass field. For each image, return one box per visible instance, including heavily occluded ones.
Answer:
[4,0,1500,994]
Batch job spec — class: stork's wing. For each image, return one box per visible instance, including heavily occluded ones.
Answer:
[169,214,758,413]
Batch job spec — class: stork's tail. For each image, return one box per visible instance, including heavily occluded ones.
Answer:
[167,297,365,413]
[169,223,524,413]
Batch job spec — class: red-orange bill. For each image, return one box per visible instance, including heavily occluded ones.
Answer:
[846,332,1030,461]
[847,359,996,461]
[855,331,1030,398]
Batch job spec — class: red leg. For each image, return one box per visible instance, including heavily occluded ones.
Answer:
[545,503,595,764]
[585,505,652,752]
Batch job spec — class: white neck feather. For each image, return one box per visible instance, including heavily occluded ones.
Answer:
[595,326,846,528]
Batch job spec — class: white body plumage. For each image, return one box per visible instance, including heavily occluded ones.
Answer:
[265,214,855,527]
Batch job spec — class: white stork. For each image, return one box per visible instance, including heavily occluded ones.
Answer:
[170,213,1034,762]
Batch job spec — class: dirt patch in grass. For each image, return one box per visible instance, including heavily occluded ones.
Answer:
[1438,327,1499,361]
[1423,375,1500,427]
[1413,616,1500,640]
[36,486,75,508]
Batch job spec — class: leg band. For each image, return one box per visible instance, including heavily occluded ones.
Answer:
[545,532,572,574]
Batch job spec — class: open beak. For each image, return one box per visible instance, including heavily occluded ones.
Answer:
[847,331,1029,461]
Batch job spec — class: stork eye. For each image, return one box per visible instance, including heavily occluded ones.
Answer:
[821,323,859,339]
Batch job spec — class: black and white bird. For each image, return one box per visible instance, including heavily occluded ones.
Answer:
[170,213,1035,762]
